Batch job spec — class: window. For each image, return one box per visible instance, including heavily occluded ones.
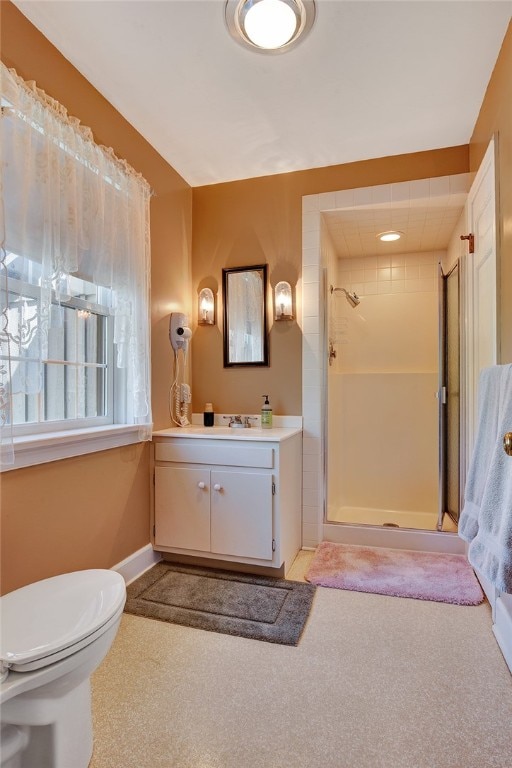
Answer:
[1,63,152,469]
[4,252,114,433]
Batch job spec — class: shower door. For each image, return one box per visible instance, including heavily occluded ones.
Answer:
[437,262,460,530]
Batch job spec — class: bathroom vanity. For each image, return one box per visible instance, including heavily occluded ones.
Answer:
[150,425,302,573]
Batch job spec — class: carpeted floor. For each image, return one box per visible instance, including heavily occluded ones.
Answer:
[124,561,315,645]
[90,550,512,768]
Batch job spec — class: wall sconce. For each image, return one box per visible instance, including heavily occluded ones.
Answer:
[198,287,215,325]
[274,281,293,320]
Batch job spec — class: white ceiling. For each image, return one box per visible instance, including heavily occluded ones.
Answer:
[12,1,512,187]
[323,180,470,258]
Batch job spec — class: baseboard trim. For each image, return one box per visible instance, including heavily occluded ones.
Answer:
[493,596,512,674]
[113,543,162,585]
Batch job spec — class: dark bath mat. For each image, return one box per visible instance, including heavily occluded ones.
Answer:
[125,562,316,646]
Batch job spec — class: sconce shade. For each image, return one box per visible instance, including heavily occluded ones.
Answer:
[274,281,293,320]
[198,287,215,325]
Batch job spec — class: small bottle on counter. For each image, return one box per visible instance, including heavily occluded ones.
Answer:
[203,402,214,427]
[261,395,272,429]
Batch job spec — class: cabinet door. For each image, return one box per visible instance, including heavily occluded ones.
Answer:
[210,471,273,560]
[154,466,210,552]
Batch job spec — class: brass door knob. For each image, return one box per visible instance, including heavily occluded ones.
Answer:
[504,432,512,457]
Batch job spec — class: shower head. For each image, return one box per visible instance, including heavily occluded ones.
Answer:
[330,285,361,308]
[345,291,360,308]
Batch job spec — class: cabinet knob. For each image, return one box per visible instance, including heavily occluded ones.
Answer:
[197,481,206,489]
[213,483,223,491]
[504,432,512,457]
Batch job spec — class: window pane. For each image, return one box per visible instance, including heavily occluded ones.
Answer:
[86,313,107,365]
[47,306,106,366]
[3,252,112,430]
[44,363,106,422]
[65,274,113,308]
[11,390,39,425]
[2,291,40,361]
[85,364,106,417]
[45,359,65,421]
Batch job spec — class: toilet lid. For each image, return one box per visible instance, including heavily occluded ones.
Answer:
[0,570,126,668]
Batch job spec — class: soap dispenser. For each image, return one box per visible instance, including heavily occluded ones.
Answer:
[261,395,272,429]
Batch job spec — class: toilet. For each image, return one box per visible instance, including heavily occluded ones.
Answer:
[0,569,126,768]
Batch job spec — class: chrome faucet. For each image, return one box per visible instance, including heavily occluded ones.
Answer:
[223,415,244,428]
[223,415,258,428]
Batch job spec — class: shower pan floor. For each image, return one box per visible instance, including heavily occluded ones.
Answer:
[327,506,458,533]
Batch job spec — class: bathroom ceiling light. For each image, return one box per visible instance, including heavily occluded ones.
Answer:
[377,231,403,242]
[225,0,316,54]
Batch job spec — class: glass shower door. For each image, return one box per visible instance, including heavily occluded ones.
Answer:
[437,262,460,531]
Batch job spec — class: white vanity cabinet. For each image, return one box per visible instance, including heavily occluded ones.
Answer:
[151,428,302,572]
[154,465,273,559]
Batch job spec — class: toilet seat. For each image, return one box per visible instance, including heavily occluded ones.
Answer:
[0,570,126,673]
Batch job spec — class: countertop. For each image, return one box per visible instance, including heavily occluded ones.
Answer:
[152,425,302,443]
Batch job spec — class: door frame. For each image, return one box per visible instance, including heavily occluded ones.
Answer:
[463,137,499,471]
[462,136,499,610]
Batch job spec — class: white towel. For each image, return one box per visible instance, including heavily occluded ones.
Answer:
[459,367,504,542]
[459,364,512,593]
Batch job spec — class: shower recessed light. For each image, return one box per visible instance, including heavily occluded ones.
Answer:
[225,0,316,53]
[377,231,403,242]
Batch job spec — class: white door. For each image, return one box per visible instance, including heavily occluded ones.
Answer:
[210,470,273,560]
[464,138,498,609]
[154,466,211,551]
[465,138,498,460]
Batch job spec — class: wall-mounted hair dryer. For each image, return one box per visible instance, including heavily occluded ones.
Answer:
[169,313,192,353]
[169,312,192,427]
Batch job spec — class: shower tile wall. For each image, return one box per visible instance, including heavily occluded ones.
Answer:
[338,250,443,297]
[301,176,468,546]
[329,249,441,520]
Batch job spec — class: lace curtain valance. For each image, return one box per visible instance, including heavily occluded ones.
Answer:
[0,62,152,465]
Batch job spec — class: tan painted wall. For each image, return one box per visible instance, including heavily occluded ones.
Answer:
[1,446,150,591]
[470,20,512,363]
[0,3,192,594]
[192,146,469,416]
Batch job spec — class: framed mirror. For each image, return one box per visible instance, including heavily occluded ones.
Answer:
[222,264,269,367]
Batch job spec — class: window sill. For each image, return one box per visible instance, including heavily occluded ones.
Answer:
[2,425,146,472]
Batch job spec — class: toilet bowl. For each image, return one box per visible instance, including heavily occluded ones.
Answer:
[0,569,126,768]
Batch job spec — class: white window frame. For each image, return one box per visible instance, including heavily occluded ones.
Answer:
[2,276,143,472]
[6,424,143,471]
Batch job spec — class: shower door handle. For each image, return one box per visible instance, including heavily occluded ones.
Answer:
[436,386,447,404]
[504,432,512,457]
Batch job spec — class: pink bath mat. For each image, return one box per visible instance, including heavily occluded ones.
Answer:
[305,542,485,605]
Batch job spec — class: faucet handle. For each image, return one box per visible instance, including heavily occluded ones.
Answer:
[222,415,243,427]
[244,416,258,427]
